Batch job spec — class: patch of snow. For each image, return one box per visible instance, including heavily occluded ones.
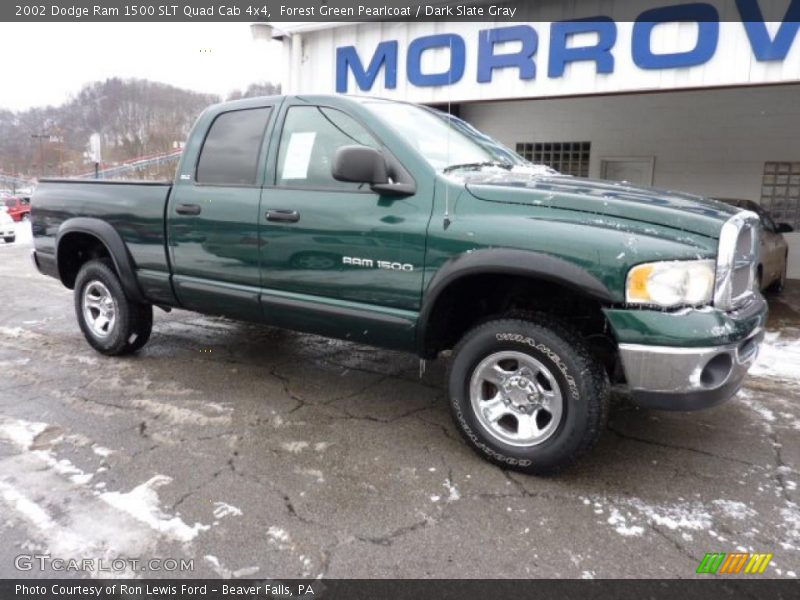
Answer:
[204,555,260,579]
[213,502,243,519]
[281,441,309,453]
[737,393,777,424]
[0,416,48,450]
[607,508,644,537]
[749,332,800,382]
[711,499,757,521]
[130,398,230,426]
[92,445,112,458]
[100,475,209,542]
[0,326,26,338]
[443,479,460,502]
[295,468,325,483]
[35,452,94,486]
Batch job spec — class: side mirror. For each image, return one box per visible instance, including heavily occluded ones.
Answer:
[332,145,388,186]
[776,222,794,234]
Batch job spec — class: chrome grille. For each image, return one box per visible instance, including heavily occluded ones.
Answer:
[714,211,760,311]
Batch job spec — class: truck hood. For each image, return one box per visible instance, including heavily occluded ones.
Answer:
[462,170,738,239]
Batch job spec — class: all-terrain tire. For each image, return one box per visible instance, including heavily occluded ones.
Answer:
[447,315,609,475]
[74,259,153,356]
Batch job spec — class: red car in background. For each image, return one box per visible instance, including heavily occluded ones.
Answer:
[3,196,31,221]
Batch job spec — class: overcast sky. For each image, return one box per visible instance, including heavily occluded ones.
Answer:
[0,23,283,111]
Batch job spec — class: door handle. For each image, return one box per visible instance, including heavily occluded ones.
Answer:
[175,203,202,216]
[266,209,300,223]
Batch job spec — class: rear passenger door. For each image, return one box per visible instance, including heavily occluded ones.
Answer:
[168,105,274,321]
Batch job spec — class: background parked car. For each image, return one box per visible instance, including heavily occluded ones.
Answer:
[3,196,30,222]
[716,198,792,293]
[0,208,15,243]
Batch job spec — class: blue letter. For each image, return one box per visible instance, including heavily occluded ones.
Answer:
[633,4,719,69]
[336,41,398,93]
[548,18,617,78]
[477,25,538,83]
[407,34,466,87]
[737,0,800,61]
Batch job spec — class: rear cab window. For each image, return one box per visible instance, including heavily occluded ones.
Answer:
[196,107,272,185]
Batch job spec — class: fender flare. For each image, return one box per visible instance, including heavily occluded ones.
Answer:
[416,248,618,357]
[56,217,145,303]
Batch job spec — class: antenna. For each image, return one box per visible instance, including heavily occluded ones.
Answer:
[443,34,453,230]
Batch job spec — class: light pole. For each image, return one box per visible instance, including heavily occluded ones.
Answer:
[31,133,47,177]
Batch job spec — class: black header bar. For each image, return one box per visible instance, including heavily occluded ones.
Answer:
[4,0,792,22]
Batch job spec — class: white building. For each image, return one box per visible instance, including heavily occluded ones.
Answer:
[267,0,800,277]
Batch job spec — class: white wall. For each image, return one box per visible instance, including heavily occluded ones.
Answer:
[293,0,800,104]
[461,85,800,278]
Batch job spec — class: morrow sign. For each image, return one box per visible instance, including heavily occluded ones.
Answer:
[335,0,800,92]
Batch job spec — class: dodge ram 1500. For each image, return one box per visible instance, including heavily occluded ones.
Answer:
[31,95,767,473]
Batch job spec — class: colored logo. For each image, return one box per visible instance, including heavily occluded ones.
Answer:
[697,552,773,574]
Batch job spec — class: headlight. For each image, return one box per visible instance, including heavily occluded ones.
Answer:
[626,260,716,307]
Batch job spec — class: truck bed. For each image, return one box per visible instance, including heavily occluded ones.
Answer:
[32,178,173,302]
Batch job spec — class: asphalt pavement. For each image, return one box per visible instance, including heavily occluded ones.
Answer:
[0,221,798,579]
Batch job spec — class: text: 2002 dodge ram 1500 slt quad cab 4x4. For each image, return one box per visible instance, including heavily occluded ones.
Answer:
[31,95,767,474]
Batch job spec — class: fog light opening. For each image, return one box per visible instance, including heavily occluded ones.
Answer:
[700,353,734,388]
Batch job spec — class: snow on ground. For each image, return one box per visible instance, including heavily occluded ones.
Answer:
[100,476,210,543]
[0,414,242,577]
[750,331,800,382]
[582,495,763,540]
[213,502,243,519]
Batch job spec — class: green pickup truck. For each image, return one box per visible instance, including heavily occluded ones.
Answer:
[31,95,766,473]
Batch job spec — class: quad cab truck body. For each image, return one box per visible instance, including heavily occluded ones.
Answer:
[31,95,767,473]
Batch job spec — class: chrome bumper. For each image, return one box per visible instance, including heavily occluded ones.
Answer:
[618,328,764,411]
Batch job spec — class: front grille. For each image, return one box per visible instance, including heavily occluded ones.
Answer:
[714,211,760,310]
[731,221,757,303]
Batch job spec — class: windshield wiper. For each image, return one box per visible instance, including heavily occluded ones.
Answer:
[442,161,514,173]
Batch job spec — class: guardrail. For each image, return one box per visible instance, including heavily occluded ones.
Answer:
[0,172,35,191]
[75,149,183,179]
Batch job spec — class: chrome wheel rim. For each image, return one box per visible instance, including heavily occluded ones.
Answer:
[469,351,563,447]
[82,281,116,338]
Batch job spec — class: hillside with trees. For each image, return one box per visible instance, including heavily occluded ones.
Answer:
[0,78,279,181]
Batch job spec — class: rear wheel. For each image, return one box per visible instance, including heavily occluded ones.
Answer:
[74,259,153,355]
[448,315,609,475]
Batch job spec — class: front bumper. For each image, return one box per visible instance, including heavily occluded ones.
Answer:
[611,295,768,410]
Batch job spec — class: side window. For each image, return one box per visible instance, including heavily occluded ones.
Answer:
[276,106,378,189]
[196,107,271,185]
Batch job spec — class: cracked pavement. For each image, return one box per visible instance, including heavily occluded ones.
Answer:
[0,224,798,579]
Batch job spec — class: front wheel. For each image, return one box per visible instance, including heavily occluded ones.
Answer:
[3,236,14,244]
[74,259,153,356]
[448,316,609,475]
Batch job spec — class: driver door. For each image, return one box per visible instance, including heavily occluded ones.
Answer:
[258,102,431,314]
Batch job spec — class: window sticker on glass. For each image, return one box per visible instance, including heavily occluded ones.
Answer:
[281,132,317,179]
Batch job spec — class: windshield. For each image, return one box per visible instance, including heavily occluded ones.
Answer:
[364,101,534,172]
